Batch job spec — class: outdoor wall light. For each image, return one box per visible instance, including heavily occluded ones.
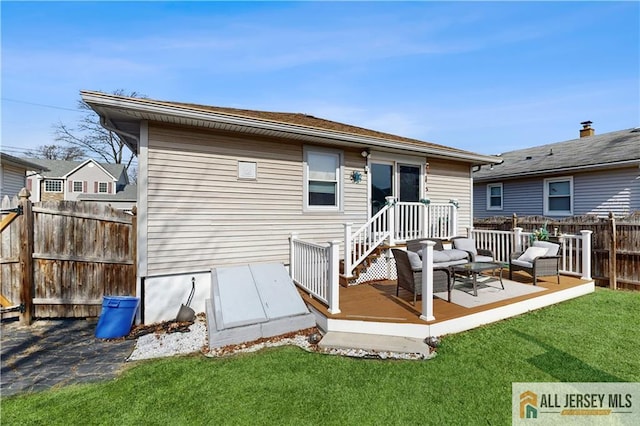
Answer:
[361,149,370,158]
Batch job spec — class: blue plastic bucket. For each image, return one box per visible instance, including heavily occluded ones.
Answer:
[95,296,140,339]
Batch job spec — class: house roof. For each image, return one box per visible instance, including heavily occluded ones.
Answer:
[1,152,49,171]
[80,90,501,166]
[473,127,640,182]
[22,158,126,180]
[77,184,137,202]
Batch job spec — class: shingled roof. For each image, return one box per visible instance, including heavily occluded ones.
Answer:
[22,158,126,180]
[473,127,640,182]
[80,90,502,166]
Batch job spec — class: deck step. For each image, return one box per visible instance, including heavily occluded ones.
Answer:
[317,331,431,356]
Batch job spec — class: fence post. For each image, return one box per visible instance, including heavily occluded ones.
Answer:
[327,240,341,314]
[420,241,435,322]
[466,226,473,238]
[289,233,298,279]
[608,212,616,288]
[18,188,34,325]
[513,227,523,253]
[512,213,518,231]
[580,230,593,281]
[343,223,352,278]
[386,196,396,245]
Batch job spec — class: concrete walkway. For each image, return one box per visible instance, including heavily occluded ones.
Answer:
[318,331,432,356]
[1,319,136,397]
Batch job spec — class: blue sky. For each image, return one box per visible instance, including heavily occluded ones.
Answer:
[1,1,638,159]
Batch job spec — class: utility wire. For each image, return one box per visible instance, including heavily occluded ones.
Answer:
[1,97,79,112]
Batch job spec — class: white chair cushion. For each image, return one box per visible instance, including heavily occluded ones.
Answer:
[432,250,450,263]
[453,238,477,255]
[406,250,422,269]
[511,259,534,268]
[533,241,560,256]
[517,246,547,263]
[475,255,494,263]
[445,249,470,261]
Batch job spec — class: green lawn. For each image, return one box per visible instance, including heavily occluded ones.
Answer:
[2,288,639,425]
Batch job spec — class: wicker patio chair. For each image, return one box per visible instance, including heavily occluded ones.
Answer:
[451,237,495,262]
[509,241,561,285]
[391,249,452,304]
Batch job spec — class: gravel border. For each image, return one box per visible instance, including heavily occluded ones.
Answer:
[128,316,436,361]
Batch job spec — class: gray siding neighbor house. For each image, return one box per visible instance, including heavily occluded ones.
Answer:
[0,153,47,199]
[473,122,640,219]
[24,158,129,203]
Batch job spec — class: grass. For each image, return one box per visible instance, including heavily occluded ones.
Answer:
[2,288,639,425]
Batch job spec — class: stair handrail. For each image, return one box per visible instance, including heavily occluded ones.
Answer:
[344,198,394,278]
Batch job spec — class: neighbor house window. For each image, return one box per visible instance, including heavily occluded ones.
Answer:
[73,181,84,193]
[544,176,573,216]
[98,182,108,193]
[44,180,62,192]
[487,183,503,210]
[304,147,342,210]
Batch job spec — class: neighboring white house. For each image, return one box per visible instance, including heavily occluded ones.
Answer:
[81,90,500,323]
[24,158,129,203]
[1,153,47,199]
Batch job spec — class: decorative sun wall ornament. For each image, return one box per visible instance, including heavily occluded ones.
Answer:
[350,170,362,184]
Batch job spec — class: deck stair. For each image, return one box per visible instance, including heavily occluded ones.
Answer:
[339,243,405,286]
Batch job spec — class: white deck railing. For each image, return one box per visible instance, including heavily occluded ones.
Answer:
[426,203,457,240]
[289,234,340,314]
[343,198,458,278]
[343,198,393,278]
[469,228,514,264]
[471,228,592,280]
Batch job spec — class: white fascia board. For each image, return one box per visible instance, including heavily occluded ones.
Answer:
[80,91,501,166]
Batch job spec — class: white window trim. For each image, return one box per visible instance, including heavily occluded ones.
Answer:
[486,183,503,211]
[72,181,84,193]
[44,180,63,193]
[544,176,573,216]
[98,182,109,193]
[303,146,344,212]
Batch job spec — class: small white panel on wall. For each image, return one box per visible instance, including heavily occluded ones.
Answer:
[238,161,257,180]
[144,272,211,324]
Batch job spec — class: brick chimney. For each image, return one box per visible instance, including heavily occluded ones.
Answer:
[580,121,595,138]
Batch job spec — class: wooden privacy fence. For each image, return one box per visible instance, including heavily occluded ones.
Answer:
[1,189,136,324]
[474,213,640,291]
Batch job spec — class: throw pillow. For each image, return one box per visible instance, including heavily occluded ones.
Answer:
[533,241,560,256]
[453,238,477,255]
[406,250,423,269]
[517,246,548,263]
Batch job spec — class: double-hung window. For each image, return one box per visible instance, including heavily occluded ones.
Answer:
[487,183,503,210]
[304,147,342,211]
[98,182,108,193]
[44,180,62,192]
[73,181,84,193]
[544,176,573,216]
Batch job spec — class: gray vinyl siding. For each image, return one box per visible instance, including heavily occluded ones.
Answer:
[145,124,369,276]
[473,166,639,219]
[1,164,26,199]
[67,165,115,201]
[574,167,639,217]
[474,178,544,219]
[426,158,472,235]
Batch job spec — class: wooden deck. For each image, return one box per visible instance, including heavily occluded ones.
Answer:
[300,272,594,338]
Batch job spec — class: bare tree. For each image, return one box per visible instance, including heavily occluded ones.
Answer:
[24,144,86,161]
[54,89,144,173]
